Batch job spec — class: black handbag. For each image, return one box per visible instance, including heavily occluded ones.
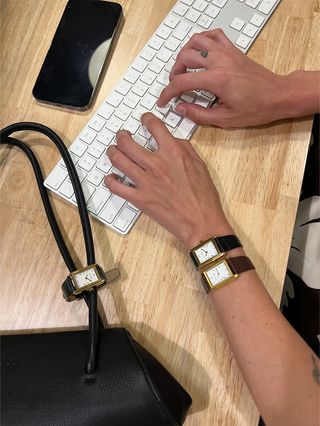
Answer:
[0,123,192,426]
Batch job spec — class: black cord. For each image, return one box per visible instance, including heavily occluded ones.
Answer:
[0,123,102,374]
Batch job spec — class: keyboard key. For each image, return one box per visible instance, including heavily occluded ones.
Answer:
[173,3,189,16]
[157,70,170,85]
[132,57,149,73]
[87,187,111,214]
[116,80,132,96]
[89,116,105,132]
[132,106,149,121]
[140,46,157,62]
[235,34,251,48]
[123,92,141,109]
[165,111,182,128]
[80,128,96,144]
[140,93,158,110]
[148,35,164,50]
[245,0,260,8]
[198,15,213,29]
[230,17,245,31]
[149,81,164,98]
[74,166,87,182]
[87,141,106,159]
[107,91,123,108]
[123,68,140,84]
[78,155,96,172]
[156,47,173,63]
[212,0,228,7]
[205,5,220,18]
[115,104,132,121]
[157,24,172,40]
[201,90,215,99]
[97,129,115,146]
[185,9,201,23]
[87,169,104,186]
[114,207,137,232]
[97,155,113,174]
[173,21,192,40]
[164,36,181,52]
[243,23,258,37]
[131,81,149,98]
[70,139,87,157]
[100,195,126,223]
[193,0,208,12]
[250,13,265,26]
[140,69,157,85]
[149,58,165,74]
[106,116,123,133]
[165,14,180,29]
[81,182,96,202]
[123,117,140,134]
[138,125,152,140]
[195,95,211,108]
[173,117,195,139]
[46,165,68,190]
[258,0,278,14]
[97,103,114,120]
[60,180,74,198]
[156,103,172,115]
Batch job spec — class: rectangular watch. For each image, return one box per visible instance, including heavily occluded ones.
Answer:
[190,235,242,269]
[201,256,255,293]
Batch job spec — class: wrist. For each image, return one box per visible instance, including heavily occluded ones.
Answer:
[182,220,235,250]
[280,71,320,119]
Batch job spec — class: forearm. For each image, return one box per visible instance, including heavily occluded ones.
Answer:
[187,226,319,426]
[104,113,319,424]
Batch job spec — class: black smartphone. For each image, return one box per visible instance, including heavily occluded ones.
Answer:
[33,0,122,110]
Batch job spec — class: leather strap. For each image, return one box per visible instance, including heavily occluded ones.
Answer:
[215,235,242,252]
[228,256,255,275]
[0,122,100,375]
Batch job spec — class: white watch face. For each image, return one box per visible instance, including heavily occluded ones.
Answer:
[74,268,99,289]
[194,241,219,264]
[206,261,233,286]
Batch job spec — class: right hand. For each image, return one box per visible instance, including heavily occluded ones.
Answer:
[105,113,233,249]
[157,29,293,128]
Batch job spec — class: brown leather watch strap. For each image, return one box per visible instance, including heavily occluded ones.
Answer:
[227,256,255,275]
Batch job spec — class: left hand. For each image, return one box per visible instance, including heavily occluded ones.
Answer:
[104,113,233,249]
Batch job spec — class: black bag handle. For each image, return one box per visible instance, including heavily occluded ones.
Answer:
[0,122,103,374]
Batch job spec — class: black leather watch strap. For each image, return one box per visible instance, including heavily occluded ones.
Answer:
[62,276,78,301]
[215,235,242,252]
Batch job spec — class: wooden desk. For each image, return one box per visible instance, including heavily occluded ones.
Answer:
[1,1,319,424]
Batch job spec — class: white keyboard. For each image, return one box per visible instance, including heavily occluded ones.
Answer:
[45,0,281,235]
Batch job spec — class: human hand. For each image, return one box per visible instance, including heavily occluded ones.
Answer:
[157,29,293,128]
[104,113,233,249]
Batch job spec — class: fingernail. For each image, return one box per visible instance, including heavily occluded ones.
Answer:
[175,105,186,115]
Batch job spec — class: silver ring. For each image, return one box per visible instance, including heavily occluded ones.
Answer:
[200,50,208,58]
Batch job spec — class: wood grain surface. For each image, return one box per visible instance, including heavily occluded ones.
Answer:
[1,1,319,424]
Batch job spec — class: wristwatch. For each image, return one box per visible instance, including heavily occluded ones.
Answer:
[201,256,254,293]
[62,264,120,302]
[190,235,242,269]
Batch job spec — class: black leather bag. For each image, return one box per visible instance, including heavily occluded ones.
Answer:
[0,123,192,426]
